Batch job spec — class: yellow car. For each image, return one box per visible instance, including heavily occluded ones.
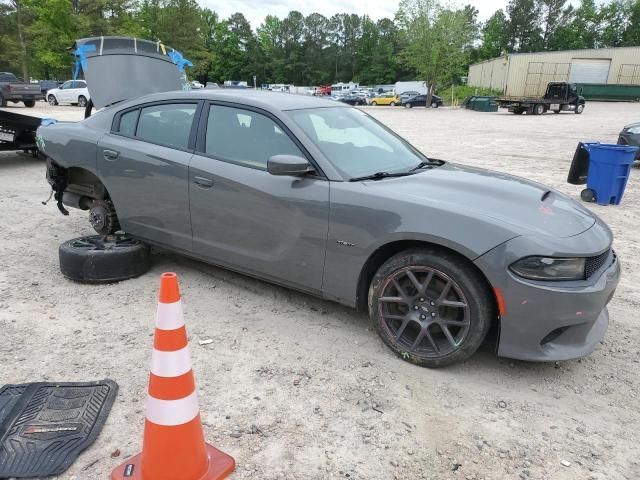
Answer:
[369,92,400,106]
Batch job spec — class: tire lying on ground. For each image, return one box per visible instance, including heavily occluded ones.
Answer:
[59,234,151,283]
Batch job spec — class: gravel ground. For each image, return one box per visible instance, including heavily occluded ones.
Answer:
[0,101,638,480]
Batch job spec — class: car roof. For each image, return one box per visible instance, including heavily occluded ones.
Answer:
[117,89,346,112]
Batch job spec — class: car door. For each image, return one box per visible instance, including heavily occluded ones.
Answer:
[97,101,201,251]
[189,102,330,293]
[57,81,73,103]
[71,81,86,102]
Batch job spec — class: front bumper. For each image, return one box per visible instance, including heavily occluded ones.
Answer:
[475,223,620,362]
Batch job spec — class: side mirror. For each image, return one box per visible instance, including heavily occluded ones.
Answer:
[267,155,314,176]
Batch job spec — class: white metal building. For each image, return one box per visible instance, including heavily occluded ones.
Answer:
[468,46,640,96]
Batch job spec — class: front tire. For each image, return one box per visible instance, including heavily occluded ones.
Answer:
[47,95,58,106]
[24,100,35,108]
[533,104,545,115]
[368,248,494,368]
[390,102,397,106]
[575,104,584,114]
[0,94,6,108]
[78,95,87,107]
[431,102,439,108]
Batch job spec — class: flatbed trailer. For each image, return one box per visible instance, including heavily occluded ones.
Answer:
[496,82,586,116]
[0,110,45,154]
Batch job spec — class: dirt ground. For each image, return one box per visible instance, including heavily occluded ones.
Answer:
[1,101,638,480]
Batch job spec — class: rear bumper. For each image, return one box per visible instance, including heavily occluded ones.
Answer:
[3,92,44,101]
[475,223,620,362]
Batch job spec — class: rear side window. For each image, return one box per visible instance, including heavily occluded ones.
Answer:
[118,109,139,136]
[205,105,302,169]
[136,103,197,149]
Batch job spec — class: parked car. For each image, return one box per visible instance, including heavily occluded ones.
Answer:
[618,122,640,160]
[369,92,400,106]
[39,80,62,97]
[339,93,367,106]
[0,72,43,108]
[402,93,444,109]
[46,80,91,107]
[399,91,421,101]
[40,90,620,368]
[190,80,204,89]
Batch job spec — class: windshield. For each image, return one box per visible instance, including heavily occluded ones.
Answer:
[288,107,427,178]
[0,73,19,82]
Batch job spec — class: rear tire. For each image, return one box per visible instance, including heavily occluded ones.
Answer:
[533,104,545,115]
[0,94,6,108]
[368,248,494,368]
[47,95,58,106]
[59,234,151,284]
[390,102,397,106]
[513,109,524,115]
[24,100,35,108]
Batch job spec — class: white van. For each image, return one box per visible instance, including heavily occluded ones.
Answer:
[394,81,428,95]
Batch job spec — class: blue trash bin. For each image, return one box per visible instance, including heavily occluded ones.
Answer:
[583,143,638,206]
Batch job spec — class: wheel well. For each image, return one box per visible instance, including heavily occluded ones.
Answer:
[66,167,108,199]
[355,240,497,315]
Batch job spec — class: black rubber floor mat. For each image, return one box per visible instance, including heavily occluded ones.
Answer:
[0,380,118,478]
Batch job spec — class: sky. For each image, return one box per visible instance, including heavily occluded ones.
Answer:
[198,0,516,29]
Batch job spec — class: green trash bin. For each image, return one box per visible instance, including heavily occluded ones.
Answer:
[464,96,498,112]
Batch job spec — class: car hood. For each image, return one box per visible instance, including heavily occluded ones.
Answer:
[72,37,188,109]
[362,162,596,238]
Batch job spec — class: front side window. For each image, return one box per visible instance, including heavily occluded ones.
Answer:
[136,103,197,149]
[289,107,425,178]
[61,81,73,89]
[205,105,303,169]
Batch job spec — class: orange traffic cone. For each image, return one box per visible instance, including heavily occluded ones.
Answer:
[111,272,235,480]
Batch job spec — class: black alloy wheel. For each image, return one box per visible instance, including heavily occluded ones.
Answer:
[369,249,493,367]
[59,234,151,283]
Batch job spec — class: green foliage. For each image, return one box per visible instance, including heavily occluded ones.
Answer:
[442,85,503,106]
[398,0,477,98]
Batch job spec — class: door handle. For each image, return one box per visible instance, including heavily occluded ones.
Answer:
[103,149,119,161]
[194,176,214,188]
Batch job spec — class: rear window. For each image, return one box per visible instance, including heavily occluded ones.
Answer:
[0,73,19,82]
[136,103,197,149]
[118,109,139,136]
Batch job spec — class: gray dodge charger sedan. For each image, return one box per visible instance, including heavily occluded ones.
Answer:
[39,90,620,367]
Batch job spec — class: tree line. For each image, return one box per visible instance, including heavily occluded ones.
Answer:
[0,0,639,88]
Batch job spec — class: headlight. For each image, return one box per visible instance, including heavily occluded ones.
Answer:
[626,126,640,134]
[510,256,585,281]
